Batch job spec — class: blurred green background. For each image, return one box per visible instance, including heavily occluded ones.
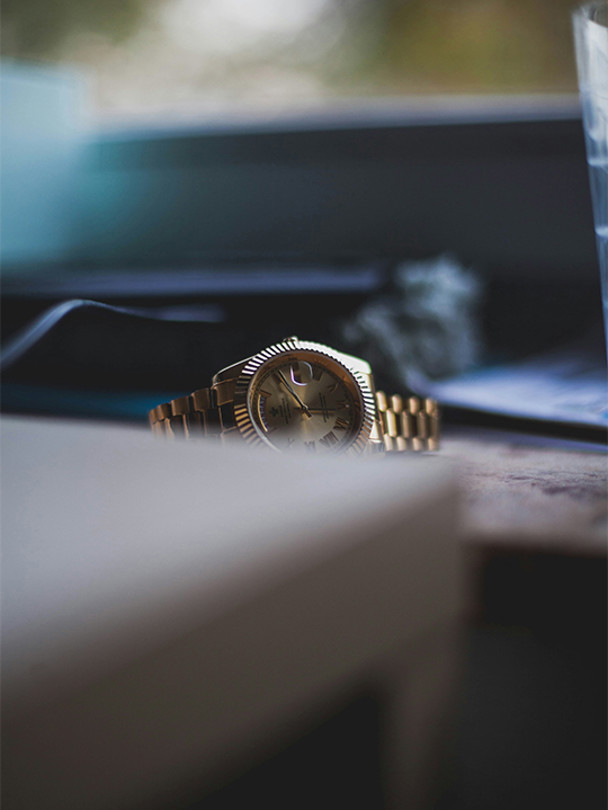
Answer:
[2,0,580,120]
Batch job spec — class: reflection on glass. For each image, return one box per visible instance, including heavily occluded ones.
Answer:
[573,2,608,355]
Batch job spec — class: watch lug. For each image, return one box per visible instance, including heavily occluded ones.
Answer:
[332,348,373,377]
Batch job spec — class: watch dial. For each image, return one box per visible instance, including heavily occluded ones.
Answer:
[248,353,362,453]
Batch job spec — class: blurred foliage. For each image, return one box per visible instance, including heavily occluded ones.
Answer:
[1,0,151,57]
[1,0,580,117]
[328,0,579,92]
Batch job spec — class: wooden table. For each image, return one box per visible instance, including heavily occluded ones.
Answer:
[439,431,606,630]
[440,432,607,555]
[435,431,606,810]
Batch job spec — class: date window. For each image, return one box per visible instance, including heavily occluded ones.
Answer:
[290,361,314,385]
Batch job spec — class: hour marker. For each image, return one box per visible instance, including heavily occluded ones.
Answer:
[312,366,324,381]
[260,389,272,398]
[326,382,338,393]
[319,431,339,447]
[334,417,349,431]
[304,441,316,452]
[336,399,351,410]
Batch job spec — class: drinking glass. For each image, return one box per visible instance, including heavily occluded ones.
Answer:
[573,2,608,354]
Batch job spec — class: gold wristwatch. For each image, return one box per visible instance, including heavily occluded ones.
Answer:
[149,337,439,455]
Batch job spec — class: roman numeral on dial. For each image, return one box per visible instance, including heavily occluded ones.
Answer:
[319,431,339,448]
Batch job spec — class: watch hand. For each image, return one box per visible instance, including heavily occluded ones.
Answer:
[275,371,312,417]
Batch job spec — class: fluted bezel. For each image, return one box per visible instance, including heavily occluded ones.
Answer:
[232,338,375,455]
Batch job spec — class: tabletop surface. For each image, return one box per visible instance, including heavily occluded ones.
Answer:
[440,432,607,555]
[1,415,460,709]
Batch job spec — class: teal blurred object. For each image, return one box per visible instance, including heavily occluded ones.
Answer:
[1,382,174,423]
[0,61,87,270]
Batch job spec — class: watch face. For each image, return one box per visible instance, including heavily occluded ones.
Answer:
[232,341,375,455]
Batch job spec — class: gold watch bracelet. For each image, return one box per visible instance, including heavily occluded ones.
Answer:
[374,392,439,452]
[150,386,439,452]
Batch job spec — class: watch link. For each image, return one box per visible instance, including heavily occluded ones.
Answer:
[149,337,439,455]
